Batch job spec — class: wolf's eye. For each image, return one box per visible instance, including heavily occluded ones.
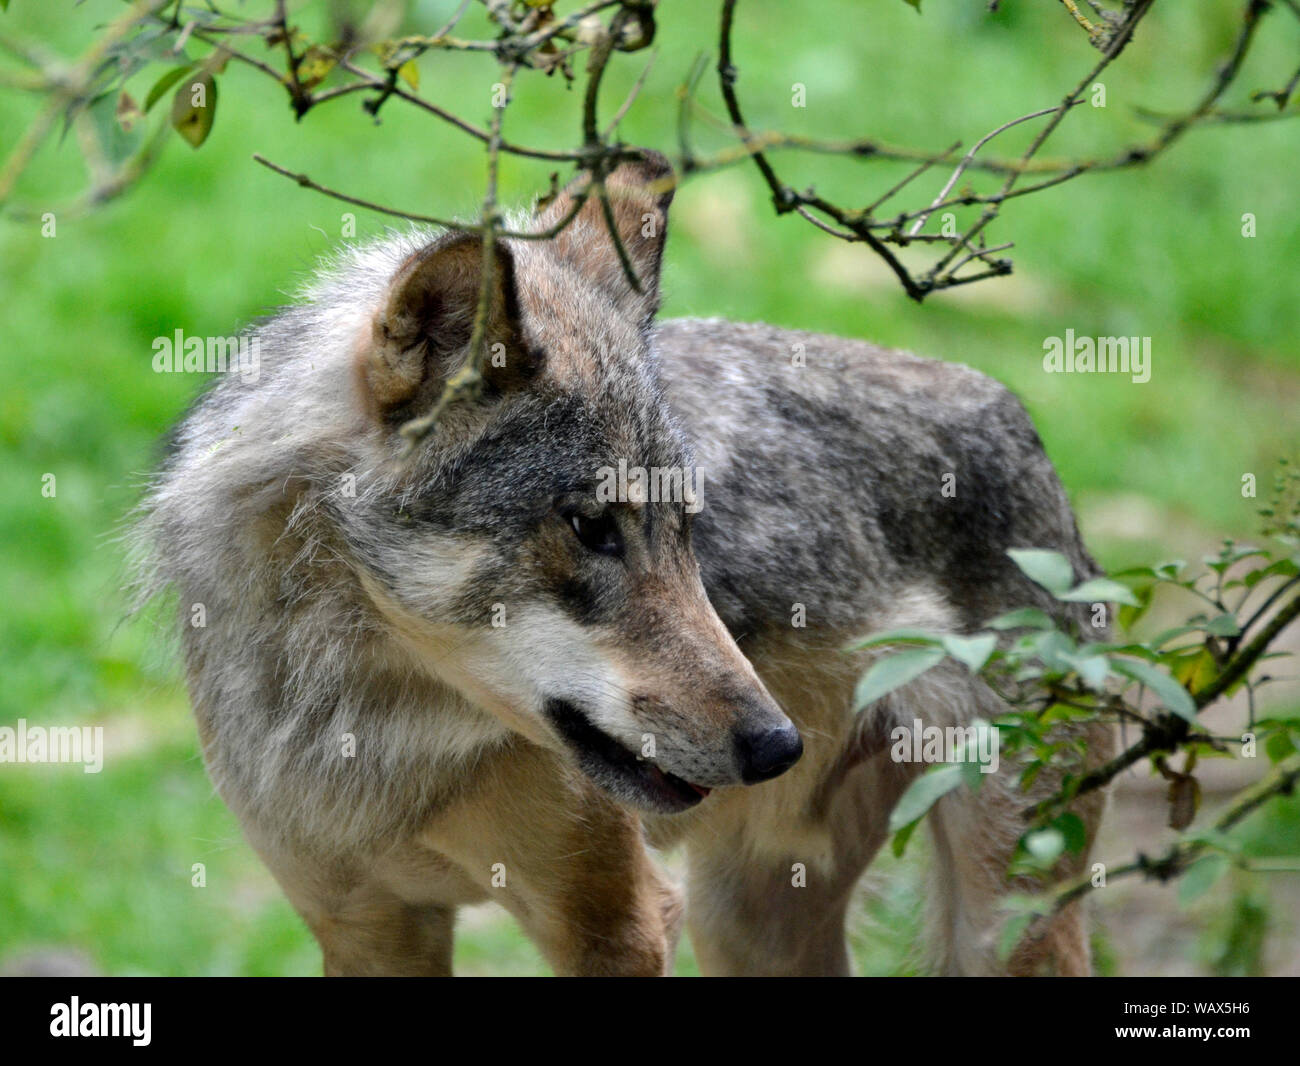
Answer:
[565,509,624,558]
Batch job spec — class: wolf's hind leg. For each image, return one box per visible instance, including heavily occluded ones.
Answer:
[924,704,1113,976]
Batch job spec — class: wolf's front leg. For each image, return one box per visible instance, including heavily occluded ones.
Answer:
[681,751,913,976]
[685,846,855,976]
[237,832,465,976]
[308,899,457,977]
[421,741,682,976]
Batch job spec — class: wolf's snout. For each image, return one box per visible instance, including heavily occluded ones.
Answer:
[734,718,803,784]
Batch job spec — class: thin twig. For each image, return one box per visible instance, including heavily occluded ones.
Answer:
[908,104,1080,237]
[399,61,517,453]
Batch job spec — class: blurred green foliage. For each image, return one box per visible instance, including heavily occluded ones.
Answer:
[0,0,1297,975]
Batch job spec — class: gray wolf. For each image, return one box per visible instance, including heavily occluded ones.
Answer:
[133,151,1111,975]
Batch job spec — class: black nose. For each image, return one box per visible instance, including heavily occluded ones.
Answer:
[735,720,803,783]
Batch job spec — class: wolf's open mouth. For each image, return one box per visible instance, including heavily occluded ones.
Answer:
[544,699,712,814]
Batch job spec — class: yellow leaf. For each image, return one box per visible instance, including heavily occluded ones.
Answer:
[115,92,142,132]
[1174,647,1217,692]
[296,46,336,91]
[170,71,217,148]
[1167,775,1200,831]
[398,59,419,91]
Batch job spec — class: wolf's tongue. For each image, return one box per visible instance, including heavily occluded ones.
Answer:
[648,762,711,800]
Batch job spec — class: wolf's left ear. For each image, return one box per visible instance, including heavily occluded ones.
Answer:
[534,150,675,329]
[363,231,532,424]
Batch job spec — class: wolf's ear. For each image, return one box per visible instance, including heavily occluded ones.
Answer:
[534,150,675,329]
[363,232,533,423]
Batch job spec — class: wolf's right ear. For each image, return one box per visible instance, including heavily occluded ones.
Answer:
[533,150,675,329]
[362,231,532,423]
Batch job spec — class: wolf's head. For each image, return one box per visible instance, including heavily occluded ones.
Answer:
[146,153,800,818]
[341,153,801,812]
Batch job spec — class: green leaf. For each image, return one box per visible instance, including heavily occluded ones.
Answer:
[1041,702,1095,724]
[1184,828,1242,856]
[1148,624,1203,648]
[1265,729,1297,764]
[987,607,1055,631]
[1245,557,1299,588]
[997,911,1034,961]
[1111,565,1159,581]
[1007,548,1075,595]
[1205,613,1241,637]
[843,627,943,652]
[1113,658,1197,721]
[888,762,964,833]
[170,70,217,148]
[1064,651,1111,690]
[853,646,946,711]
[87,90,139,165]
[1119,600,1151,630]
[941,633,997,673]
[1053,812,1087,854]
[1027,628,1078,674]
[1206,544,1268,574]
[960,751,987,791]
[1178,854,1229,907]
[144,64,193,114]
[1058,577,1139,607]
[890,818,920,858]
[1023,827,1065,863]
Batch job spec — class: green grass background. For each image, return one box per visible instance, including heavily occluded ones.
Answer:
[1,0,1297,975]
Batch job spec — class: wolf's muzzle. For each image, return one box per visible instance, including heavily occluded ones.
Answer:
[544,697,714,813]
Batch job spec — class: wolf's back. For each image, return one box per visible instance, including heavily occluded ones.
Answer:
[651,317,1099,639]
